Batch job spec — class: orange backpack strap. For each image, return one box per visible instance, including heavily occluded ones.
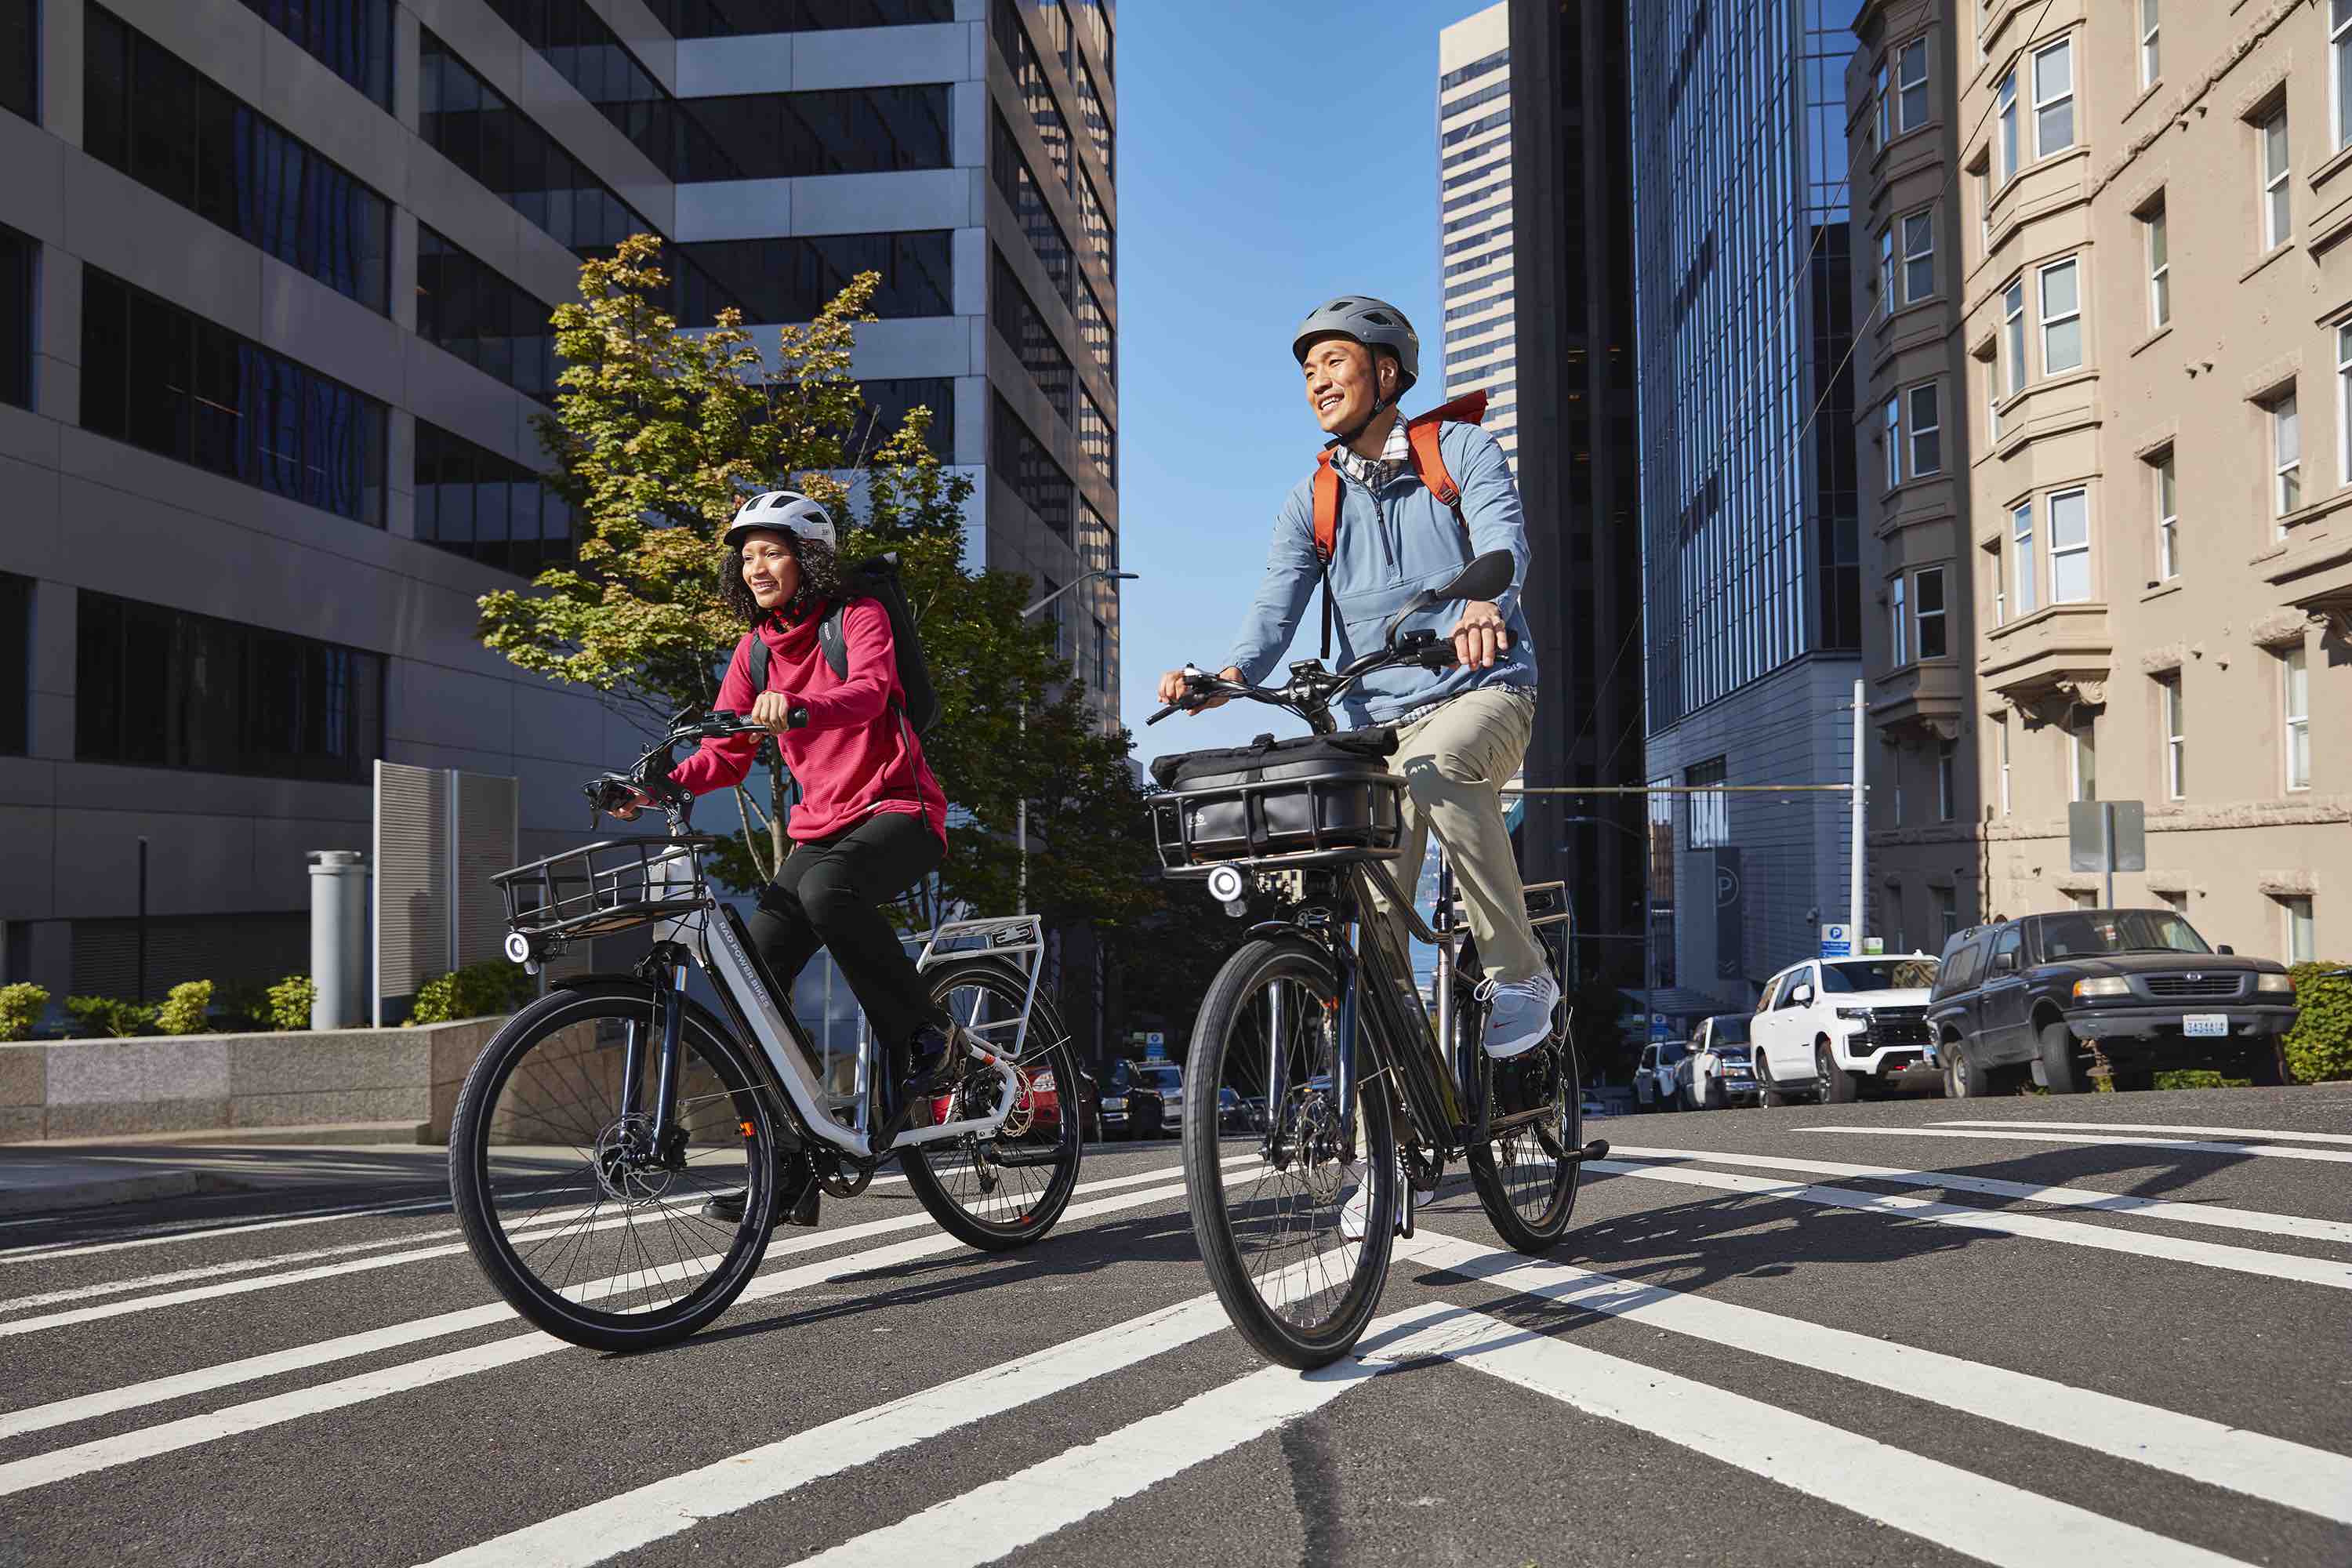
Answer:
[1404,388,1487,523]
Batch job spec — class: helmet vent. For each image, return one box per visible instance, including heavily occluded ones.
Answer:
[1362,311,1393,325]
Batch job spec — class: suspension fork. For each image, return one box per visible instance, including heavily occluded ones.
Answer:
[630,942,692,1149]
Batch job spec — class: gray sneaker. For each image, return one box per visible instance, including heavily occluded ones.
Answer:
[1480,972,1559,1060]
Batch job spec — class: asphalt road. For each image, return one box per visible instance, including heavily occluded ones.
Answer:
[3,1085,2350,1567]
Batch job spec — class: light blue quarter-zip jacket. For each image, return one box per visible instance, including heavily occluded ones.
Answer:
[1221,421,1537,729]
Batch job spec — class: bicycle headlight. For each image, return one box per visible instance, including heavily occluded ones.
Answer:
[2072,977,2132,1000]
[503,931,534,966]
[1207,865,1246,903]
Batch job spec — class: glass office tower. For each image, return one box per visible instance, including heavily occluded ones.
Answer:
[1438,2,1518,468]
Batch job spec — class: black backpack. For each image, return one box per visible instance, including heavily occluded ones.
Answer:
[743,553,940,734]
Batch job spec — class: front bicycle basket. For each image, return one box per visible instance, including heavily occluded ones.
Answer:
[493,835,717,944]
[1149,730,1403,869]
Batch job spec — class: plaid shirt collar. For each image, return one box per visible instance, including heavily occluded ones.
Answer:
[1327,408,1411,491]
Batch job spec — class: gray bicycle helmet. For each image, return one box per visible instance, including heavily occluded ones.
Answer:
[1291,296,1421,397]
[724,489,837,551]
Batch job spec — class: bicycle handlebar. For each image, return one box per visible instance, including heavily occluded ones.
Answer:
[1147,632,1457,732]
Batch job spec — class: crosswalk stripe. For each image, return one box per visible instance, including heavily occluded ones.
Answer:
[1804,1125,2352,1165]
[1399,1303,2254,1568]
[1603,1145,2352,1247]
[1588,1162,2352,1290]
[418,1236,1450,1568]
[1405,1229,2352,1524]
[0,1196,454,1265]
[0,1174,1206,1494]
[1936,1118,2352,1148]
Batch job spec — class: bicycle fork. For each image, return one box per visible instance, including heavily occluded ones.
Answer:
[615,944,693,1167]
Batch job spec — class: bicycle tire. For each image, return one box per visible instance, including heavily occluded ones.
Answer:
[1465,1034,1584,1254]
[900,959,1083,1251]
[448,981,779,1352]
[1184,936,1397,1370]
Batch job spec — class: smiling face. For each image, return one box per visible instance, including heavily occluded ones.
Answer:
[1300,336,1397,436]
[738,529,801,612]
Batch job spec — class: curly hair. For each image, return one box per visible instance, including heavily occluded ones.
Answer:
[719,532,844,626]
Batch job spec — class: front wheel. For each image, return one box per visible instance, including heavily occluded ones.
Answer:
[1185,937,1396,1370]
[447,982,779,1353]
[900,959,1083,1252]
[1817,1042,1860,1105]
[2038,1020,2094,1094]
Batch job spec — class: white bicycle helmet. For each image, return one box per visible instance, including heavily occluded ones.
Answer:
[724,490,837,551]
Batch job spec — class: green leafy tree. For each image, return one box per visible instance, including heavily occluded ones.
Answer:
[477,234,1152,938]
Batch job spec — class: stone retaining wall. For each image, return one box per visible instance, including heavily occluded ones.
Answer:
[0,1018,506,1143]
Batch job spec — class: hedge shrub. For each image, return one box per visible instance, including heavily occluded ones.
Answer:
[2284,961,2352,1083]
[408,960,537,1025]
[0,983,47,1042]
[155,980,215,1036]
[65,996,158,1038]
[264,975,317,1032]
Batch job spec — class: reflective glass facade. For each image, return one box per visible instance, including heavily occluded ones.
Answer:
[412,419,574,579]
[653,0,952,35]
[415,227,560,404]
[1629,0,1860,730]
[1438,9,1516,467]
[238,0,393,110]
[0,221,28,411]
[2,0,35,122]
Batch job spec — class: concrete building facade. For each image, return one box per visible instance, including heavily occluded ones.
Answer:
[1439,2,1519,467]
[1628,0,1868,1017]
[0,0,1120,1007]
[1953,0,2346,964]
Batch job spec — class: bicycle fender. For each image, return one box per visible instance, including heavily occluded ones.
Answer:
[1244,920,1330,951]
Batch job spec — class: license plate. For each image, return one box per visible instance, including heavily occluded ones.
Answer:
[2183,1014,2229,1037]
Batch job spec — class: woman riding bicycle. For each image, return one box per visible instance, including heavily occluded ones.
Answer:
[624,491,956,1228]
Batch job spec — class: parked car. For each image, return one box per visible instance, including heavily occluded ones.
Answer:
[1677,1014,1759,1109]
[1925,909,2297,1095]
[1098,1060,1185,1139]
[1633,1040,1690,1110]
[1750,954,1944,1105]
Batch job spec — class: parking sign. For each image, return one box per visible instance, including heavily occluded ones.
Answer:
[1820,924,1852,957]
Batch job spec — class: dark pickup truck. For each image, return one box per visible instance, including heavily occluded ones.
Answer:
[1924,909,2299,1095]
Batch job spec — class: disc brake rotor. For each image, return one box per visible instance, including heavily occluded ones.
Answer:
[591,1115,671,1205]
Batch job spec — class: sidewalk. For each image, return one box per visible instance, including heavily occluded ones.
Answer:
[0,1130,451,1218]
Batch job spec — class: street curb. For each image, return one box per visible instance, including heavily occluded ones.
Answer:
[0,1170,257,1218]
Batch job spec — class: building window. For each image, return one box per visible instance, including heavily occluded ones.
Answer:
[991,246,1074,423]
[1902,209,1935,303]
[2335,0,2352,151]
[1075,275,1112,375]
[85,5,391,314]
[1093,614,1109,693]
[2284,644,2310,790]
[2070,710,2097,802]
[1997,69,2019,180]
[1937,739,1956,822]
[846,376,955,460]
[2039,258,2082,374]
[681,231,953,326]
[2272,389,2302,524]
[1878,226,1895,306]
[1996,715,2012,815]
[996,3,1069,189]
[649,1,954,38]
[1896,37,1929,134]
[1908,383,1941,477]
[412,420,573,579]
[79,267,387,526]
[681,86,953,181]
[2339,326,2352,495]
[2146,203,2169,330]
[1976,165,1993,252]
[2154,449,2178,579]
[1687,757,1729,848]
[1078,56,1111,172]
[1915,566,1947,657]
[992,394,1073,541]
[1985,355,2003,445]
[238,0,392,110]
[1078,169,1114,281]
[2,0,34,122]
[2034,38,2074,157]
[0,572,27,757]
[415,227,559,404]
[2013,500,2037,615]
[1890,572,1908,665]
[2049,488,2090,602]
[1873,62,1889,150]
[1940,886,1960,942]
[0,221,28,411]
[1991,535,2008,626]
[2160,672,2186,798]
[2140,0,2160,89]
[2158,888,2189,919]
[1077,386,1114,485]
[75,588,384,782]
[1883,396,1902,489]
[2262,104,2292,250]
[993,107,1075,304]
[2283,896,2318,963]
[419,31,643,257]
[2002,278,2027,394]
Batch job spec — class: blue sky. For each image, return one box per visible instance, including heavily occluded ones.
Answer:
[1113,1,1494,772]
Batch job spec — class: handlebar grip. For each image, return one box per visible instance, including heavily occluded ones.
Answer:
[1146,703,1181,726]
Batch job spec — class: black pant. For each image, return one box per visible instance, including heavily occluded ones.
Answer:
[746,811,946,1051]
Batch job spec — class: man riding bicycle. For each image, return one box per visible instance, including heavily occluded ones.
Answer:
[1157,295,1554,1059]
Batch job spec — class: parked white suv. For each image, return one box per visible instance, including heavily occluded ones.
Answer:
[1750,955,1943,1105]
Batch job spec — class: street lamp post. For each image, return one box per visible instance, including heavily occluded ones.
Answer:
[1560,813,1653,1065]
[1017,569,1140,916]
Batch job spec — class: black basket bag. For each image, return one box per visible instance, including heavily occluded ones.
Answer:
[1149,729,1404,869]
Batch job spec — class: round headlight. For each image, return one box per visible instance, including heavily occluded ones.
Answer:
[1207,865,1246,903]
[503,931,534,966]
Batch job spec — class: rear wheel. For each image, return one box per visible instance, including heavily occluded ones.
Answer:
[1185,938,1396,1370]
[899,960,1083,1252]
[448,982,777,1352]
[1467,1031,1584,1254]
[1756,1051,1790,1109]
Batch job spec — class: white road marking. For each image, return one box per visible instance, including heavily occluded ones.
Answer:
[1588,1162,2352,1290]
[0,1196,454,1265]
[1404,1230,2352,1524]
[417,1236,1448,1568]
[0,1167,1216,1477]
[1604,1144,2352,1247]
[1935,1118,2352,1148]
[1804,1125,2352,1165]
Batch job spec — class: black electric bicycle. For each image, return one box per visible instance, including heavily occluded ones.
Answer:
[445,711,1082,1352]
[1149,550,1606,1368]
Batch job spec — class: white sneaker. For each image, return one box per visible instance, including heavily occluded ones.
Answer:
[1338,1160,1371,1241]
[1481,971,1560,1060]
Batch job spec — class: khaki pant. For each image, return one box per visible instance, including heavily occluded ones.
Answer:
[1363,685,1544,985]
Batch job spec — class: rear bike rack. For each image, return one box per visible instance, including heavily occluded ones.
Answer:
[916,914,1048,1074]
